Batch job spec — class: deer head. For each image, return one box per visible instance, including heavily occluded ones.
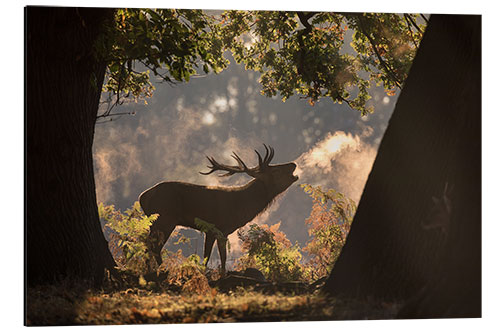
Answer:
[199,144,298,192]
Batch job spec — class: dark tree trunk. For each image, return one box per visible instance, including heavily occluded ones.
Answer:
[26,7,116,285]
[323,14,481,318]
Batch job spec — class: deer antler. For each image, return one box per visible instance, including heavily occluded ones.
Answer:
[263,144,274,166]
[199,154,248,177]
[254,144,274,169]
[200,145,275,177]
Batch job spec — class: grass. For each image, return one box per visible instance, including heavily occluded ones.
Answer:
[26,280,402,325]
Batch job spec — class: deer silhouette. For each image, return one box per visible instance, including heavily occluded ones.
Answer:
[139,144,298,273]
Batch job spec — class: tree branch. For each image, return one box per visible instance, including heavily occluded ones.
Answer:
[420,14,429,24]
[403,14,419,48]
[296,11,317,32]
[355,15,402,89]
[404,14,422,34]
[96,111,136,124]
[138,59,175,85]
[295,12,319,79]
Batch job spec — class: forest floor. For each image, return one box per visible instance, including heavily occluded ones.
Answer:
[26,280,402,325]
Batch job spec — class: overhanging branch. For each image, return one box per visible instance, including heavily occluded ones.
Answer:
[354,15,403,89]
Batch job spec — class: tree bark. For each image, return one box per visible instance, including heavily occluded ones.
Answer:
[26,7,116,285]
[323,14,481,318]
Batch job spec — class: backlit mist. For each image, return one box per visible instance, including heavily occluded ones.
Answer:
[93,53,397,267]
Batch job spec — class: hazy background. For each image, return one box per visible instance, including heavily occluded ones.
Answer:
[93,50,398,267]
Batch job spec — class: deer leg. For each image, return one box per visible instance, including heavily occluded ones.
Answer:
[216,237,227,276]
[147,229,164,269]
[203,233,216,266]
[148,218,175,268]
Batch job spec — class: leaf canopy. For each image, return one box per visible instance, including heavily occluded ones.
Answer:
[97,9,426,117]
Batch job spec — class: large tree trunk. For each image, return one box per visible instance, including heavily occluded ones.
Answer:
[26,7,116,285]
[323,14,481,318]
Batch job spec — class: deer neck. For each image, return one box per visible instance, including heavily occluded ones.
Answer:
[235,179,280,223]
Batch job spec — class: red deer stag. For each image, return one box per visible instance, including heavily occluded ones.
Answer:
[139,144,298,273]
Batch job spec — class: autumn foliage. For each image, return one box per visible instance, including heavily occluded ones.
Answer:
[235,222,306,282]
[234,184,356,282]
[98,184,356,285]
[99,201,158,273]
[301,184,356,279]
